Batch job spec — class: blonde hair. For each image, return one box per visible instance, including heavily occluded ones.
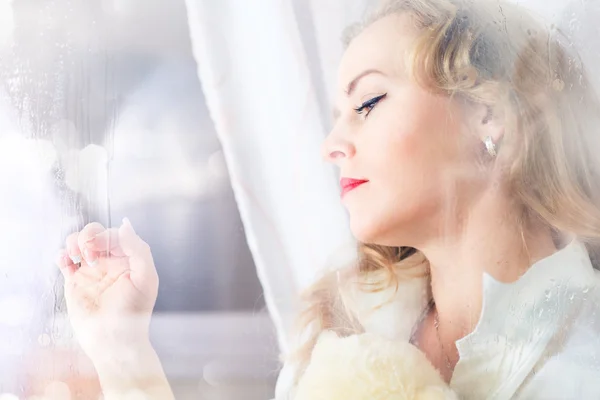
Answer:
[287,0,600,383]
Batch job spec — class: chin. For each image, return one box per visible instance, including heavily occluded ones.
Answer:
[349,217,398,247]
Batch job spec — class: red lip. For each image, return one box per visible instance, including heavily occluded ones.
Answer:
[340,178,368,197]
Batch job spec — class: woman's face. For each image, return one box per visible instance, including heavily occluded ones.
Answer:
[324,13,489,247]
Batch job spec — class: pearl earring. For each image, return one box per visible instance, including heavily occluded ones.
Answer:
[484,136,497,157]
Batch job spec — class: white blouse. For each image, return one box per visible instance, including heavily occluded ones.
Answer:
[273,239,600,399]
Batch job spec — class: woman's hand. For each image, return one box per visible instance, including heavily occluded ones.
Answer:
[55,218,159,363]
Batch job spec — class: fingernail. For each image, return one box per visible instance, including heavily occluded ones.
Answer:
[84,248,97,266]
[70,254,82,264]
[123,217,136,233]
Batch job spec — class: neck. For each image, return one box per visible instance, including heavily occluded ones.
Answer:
[417,188,558,343]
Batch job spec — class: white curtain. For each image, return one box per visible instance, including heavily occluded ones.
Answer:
[183,0,374,351]
[183,0,598,352]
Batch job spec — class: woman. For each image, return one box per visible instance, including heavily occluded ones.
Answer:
[56,0,600,398]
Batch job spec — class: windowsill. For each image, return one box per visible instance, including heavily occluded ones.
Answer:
[44,311,281,383]
[150,312,281,382]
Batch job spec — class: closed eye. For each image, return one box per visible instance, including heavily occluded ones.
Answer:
[354,93,387,118]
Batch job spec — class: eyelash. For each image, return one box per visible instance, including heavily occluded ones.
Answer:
[354,93,387,118]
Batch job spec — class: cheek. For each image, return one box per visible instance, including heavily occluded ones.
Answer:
[386,106,463,202]
[379,89,457,155]
[348,98,462,242]
[347,90,473,243]
[371,108,443,181]
[348,137,436,244]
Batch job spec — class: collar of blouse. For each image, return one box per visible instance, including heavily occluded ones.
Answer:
[354,238,596,398]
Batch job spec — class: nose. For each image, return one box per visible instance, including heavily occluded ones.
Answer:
[321,130,355,164]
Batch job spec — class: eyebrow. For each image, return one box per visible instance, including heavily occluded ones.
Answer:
[332,69,385,121]
[345,69,385,96]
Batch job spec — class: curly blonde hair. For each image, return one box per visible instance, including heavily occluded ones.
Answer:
[287,0,600,384]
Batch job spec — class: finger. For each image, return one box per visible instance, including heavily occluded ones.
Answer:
[84,228,126,257]
[65,233,83,264]
[119,218,155,277]
[55,249,77,279]
[78,222,107,266]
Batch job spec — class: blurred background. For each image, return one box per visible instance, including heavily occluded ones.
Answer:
[0,0,598,399]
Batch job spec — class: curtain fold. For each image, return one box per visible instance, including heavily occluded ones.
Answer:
[184,0,361,351]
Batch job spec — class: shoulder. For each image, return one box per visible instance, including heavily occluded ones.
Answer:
[520,279,600,398]
[574,269,600,331]
[542,269,600,362]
